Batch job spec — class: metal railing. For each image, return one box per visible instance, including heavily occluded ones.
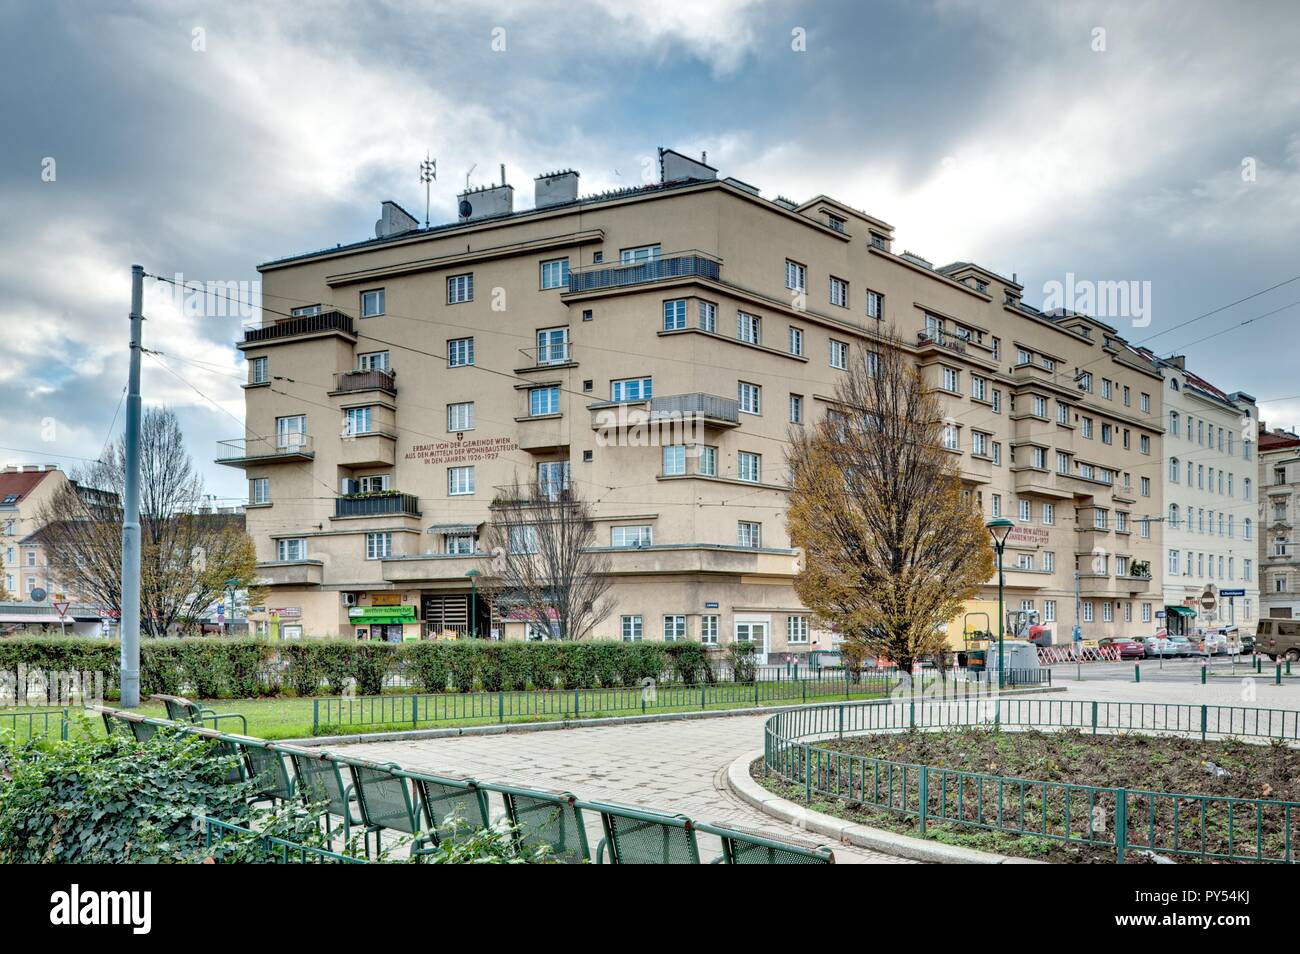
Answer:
[0,707,71,742]
[650,393,740,424]
[216,435,314,460]
[518,343,571,366]
[334,492,421,518]
[567,251,721,294]
[242,310,354,343]
[311,676,908,734]
[199,815,365,864]
[764,698,1300,863]
[333,368,396,393]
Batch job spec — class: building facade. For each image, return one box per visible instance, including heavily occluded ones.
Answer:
[227,149,1167,653]
[1140,353,1259,635]
[1,464,67,599]
[1259,426,1300,619]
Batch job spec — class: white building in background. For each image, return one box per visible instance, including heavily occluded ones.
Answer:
[1141,352,1258,636]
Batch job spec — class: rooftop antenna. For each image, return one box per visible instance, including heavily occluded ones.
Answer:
[419,152,437,228]
[465,163,477,191]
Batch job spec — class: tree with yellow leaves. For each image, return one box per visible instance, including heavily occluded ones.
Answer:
[786,331,993,674]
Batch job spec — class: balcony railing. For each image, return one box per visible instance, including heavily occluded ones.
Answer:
[650,393,740,424]
[518,343,572,366]
[334,492,421,518]
[333,368,396,394]
[916,327,971,354]
[216,435,314,462]
[566,251,721,294]
[242,310,354,344]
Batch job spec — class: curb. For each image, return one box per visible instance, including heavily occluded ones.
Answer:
[288,684,1065,747]
[724,750,1043,865]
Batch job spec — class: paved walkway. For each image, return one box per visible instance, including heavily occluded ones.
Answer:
[333,677,1300,863]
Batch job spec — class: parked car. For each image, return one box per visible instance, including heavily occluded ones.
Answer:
[1256,619,1300,662]
[1238,633,1256,655]
[1165,634,1193,657]
[1204,632,1230,656]
[1099,637,1146,660]
[1142,635,1172,657]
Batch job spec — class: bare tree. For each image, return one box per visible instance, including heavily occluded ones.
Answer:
[786,331,994,673]
[35,407,261,636]
[479,478,613,640]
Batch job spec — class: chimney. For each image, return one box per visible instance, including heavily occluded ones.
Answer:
[658,147,717,184]
[457,179,514,221]
[535,170,579,209]
[375,200,419,238]
[1168,355,1186,370]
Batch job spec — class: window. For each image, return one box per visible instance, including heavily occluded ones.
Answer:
[971,377,988,402]
[992,390,1002,413]
[1043,551,1055,572]
[700,615,719,645]
[1101,423,1112,444]
[276,415,307,448]
[789,394,804,424]
[1102,378,1113,400]
[1103,602,1113,623]
[1016,553,1034,570]
[1080,417,1093,439]
[537,461,570,498]
[448,337,475,367]
[291,304,321,317]
[343,407,373,436]
[662,445,686,476]
[1123,385,1131,406]
[1140,392,1150,412]
[1169,549,1180,575]
[447,402,474,432]
[540,258,570,289]
[277,538,306,562]
[992,442,1003,465]
[829,339,849,370]
[1029,446,1047,469]
[536,327,568,364]
[738,521,762,548]
[943,424,959,451]
[447,273,474,303]
[698,300,717,332]
[444,533,475,555]
[866,290,884,319]
[448,465,475,496]
[529,386,560,416]
[1094,508,1109,530]
[621,245,661,263]
[621,615,644,641]
[612,526,652,548]
[360,288,385,317]
[1169,457,1180,482]
[788,326,804,356]
[787,616,809,644]
[358,351,389,372]
[1018,499,1032,522]
[829,276,849,308]
[1116,511,1129,533]
[1044,600,1057,622]
[248,356,268,385]
[612,377,652,401]
[1031,395,1048,418]
[738,382,761,415]
[1079,372,1093,392]
[509,526,539,554]
[365,532,392,560]
[737,451,761,483]
[663,615,687,641]
[1083,601,1094,623]
[785,259,806,291]
[972,431,990,457]
[355,474,390,493]
[250,478,269,505]
[1043,503,1055,525]
[991,494,1002,517]
[942,367,960,392]
[738,311,761,344]
[1017,347,1032,365]
[698,446,717,476]
[663,298,688,330]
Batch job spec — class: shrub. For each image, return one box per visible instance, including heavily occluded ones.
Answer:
[403,641,449,693]
[728,642,757,682]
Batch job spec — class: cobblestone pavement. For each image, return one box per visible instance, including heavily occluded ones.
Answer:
[335,677,1300,863]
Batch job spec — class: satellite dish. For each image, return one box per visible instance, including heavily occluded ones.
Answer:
[30,587,47,602]
[458,199,473,218]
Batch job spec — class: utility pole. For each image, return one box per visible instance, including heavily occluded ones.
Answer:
[120,264,144,707]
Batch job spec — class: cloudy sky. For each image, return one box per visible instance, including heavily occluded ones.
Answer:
[3,0,1300,501]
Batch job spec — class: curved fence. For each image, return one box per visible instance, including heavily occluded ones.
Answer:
[763,698,1300,863]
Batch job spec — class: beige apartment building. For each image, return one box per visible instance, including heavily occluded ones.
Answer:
[1259,426,1300,619]
[226,149,1166,655]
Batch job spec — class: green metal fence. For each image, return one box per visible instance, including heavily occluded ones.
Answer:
[199,815,366,863]
[764,698,1300,863]
[0,707,71,742]
[311,675,911,734]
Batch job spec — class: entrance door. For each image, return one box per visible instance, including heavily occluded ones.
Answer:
[735,616,770,665]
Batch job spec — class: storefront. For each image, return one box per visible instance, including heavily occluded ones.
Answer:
[348,604,418,642]
[1163,604,1197,636]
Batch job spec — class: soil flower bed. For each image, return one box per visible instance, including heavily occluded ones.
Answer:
[754,727,1300,863]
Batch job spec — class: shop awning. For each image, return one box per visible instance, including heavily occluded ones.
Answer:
[426,523,482,534]
[348,605,417,624]
[1164,605,1197,618]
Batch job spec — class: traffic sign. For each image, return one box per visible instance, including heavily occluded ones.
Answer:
[1200,588,1217,611]
[1219,588,1246,597]
[52,601,71,619]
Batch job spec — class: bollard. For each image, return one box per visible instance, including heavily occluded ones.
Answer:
[1200,662,1207,685]
[1134,662,1141,683]
[1277,664,1283,686]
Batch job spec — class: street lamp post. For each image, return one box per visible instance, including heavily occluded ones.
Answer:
[465,569,481,638]
[986,518,1015,690]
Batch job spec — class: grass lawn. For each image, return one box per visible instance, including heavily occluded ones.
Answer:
[2,680,895,743]
[756,727,1300,863]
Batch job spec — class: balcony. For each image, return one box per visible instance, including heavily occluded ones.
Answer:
[331,369,396,396]
[216,435,314,467]
[649,393,740,428]
[516,343,575,372]
[517,415,568,453]
[340,428,396,467]
[382,552,485,583]
[1013,467,1071,498]
[1077,573,1113,596]
[334,492,421,519]
[566,251,721,294]
[254,560,324,587]
[959,455,993,485]
[240,310,355,346]
[1116,573,1153,593]
[916,327,974,356]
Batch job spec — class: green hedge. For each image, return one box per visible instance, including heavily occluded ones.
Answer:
[0,637,725,699]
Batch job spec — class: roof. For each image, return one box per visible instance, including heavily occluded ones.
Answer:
[0,470,53,507]
[1260,430,1300,452]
